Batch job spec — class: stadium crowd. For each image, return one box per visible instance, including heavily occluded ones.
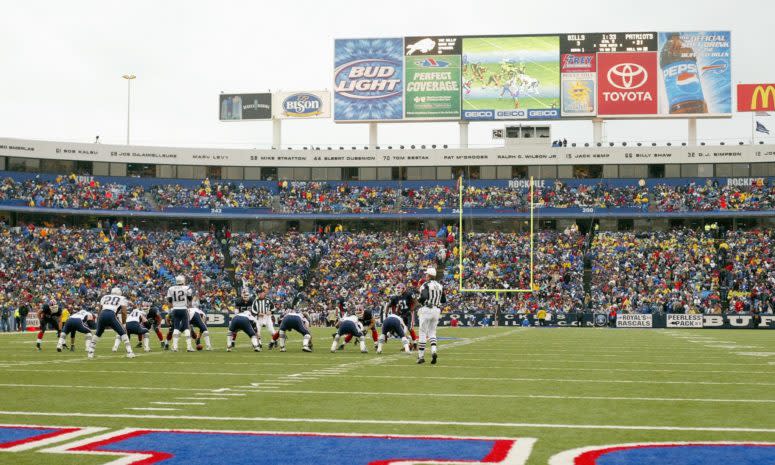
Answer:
[1,174,775,213]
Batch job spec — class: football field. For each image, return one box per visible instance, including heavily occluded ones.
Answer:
[0,327,774,464]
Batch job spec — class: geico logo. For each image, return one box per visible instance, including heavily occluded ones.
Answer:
[663,62,698,78]
[496,110,526,117]
[463,111,494,118]
[602,91,654,102]
[529,110,558,117]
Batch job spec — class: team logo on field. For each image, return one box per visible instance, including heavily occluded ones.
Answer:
[549,442,775,465]
[0,425,101,451]
[43,428,536,465]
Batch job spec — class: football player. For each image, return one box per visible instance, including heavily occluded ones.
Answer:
[276,293,312,352]
[166,275,194,352]
[90,287,135,359]
[35,299,62,351]
[378,303,411,354]
[189,296,211,351]
[331,313,367,353]
[226,306,260,352]
[115,304,150,352]
[57,309,94,353]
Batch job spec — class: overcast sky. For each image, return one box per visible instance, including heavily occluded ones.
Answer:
[1,0,773,149]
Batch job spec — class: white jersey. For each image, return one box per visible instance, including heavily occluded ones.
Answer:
[236,310,258,324]
[71,309,92,321]
[342,314,364,331]
[126,308,145,324]
[419,280,446,308]
[166,285,193,309]
[100,294,129,312]
[188,307,205,321]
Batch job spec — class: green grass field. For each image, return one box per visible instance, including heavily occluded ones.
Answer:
[1,327,774,464]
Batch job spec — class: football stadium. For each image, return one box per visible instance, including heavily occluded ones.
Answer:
[1,2,774,464]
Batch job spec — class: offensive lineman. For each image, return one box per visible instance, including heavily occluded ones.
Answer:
[90,287,135,359]
[57,309,95,353]
[276,293,312,352]
[189,296,211,351]
[226,305,261,352]
[377,302,411,354]
[417,267,446,365]
[114,304,150,352]
[166,275,194,352]
[331,312,367,353]
[252,287,276,349]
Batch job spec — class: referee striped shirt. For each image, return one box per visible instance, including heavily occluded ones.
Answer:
[252,298,274,315]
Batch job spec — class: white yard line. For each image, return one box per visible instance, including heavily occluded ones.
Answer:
[238,388,775,404]
[3,410,775,433]
[151,401,205,406]
[124,407,179,411]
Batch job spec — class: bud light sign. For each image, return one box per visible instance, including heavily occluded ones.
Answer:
[273,91,331,119]
[334,38,404,121]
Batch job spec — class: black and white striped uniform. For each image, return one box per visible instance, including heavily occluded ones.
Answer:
[251,297,276,334]
[417,280,446,352]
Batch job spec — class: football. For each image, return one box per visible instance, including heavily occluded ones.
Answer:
[196,344,203,351]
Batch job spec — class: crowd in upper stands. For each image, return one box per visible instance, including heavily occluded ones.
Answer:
[1,174,775,213]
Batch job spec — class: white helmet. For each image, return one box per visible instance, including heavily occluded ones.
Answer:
[175,275,185,285]
[111,287,123,296]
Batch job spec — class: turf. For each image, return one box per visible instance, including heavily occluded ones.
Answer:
[1,327,774,464]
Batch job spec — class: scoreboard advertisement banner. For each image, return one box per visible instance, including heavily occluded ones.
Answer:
[404,36,462,120]
[461,35,560,121]
[657,31,732,115]
[219,93,272,121]
[272,91,331,119]
[737,84,775,112]
[560,53,597,117]
[597,52,659,116]
[334,38,404,122]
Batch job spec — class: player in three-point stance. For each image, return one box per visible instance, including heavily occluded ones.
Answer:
[35,299,62,351]
[114,304,150,352]
[189,296,211,351]
[276,293,312,352]
[417,267,446,365]
[226,306,261,352]
[90,287,135,359]
[139,302,166,350]
[377,303,411,354]
[57,309,95,353]
[252,287,276,350]
[331,313,367,353]
[166,275,194,352]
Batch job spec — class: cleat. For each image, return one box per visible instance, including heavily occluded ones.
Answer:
[144,348,151,352]
[87,352,94,359]
[171,349,178,352]
[374,343,378,350]
[126,352,136,359]
[377,349,382,354]
[70,346,75,352]
[280,347,287,352]
[135,342,143,349]
[431,353,437,365]
[56,347,62,352]
[302,346,312,352]
[417,357,425,364]
[337,344,345,351]
[63,344,69,350]
[226,347,232,352]
[111,348,117,353]
[205,347,212,351]
[258,342,263,350]
[268,341,276,350]
[187,349,196,352]
[360,349,368,354]
[254,347,262,352]
[330,349,336,353]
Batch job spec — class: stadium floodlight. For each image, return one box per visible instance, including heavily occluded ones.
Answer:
[760,141,765,144]
[720,142,725,145]
[652,143,657,146]
[327,147,332,150]
[400,145,405,149]
[421,145,426,149]
[701,142,706,146]
[571,143,576,147]
[739,141,745,145]
[432,144,436,149]
[609,142,614,147]
[410,145,415,149]
[622,142,627,147]
[352,146,356,150]
[443,144,448,149]
[637,143,642,147]
[458,176,535,296]
[682,142,687,146]
[667,142,672,146]
[122,74,136,145]
[584,143,589,147]
[387,146,392,150]
[339,146,343,150]
[375,146,380,150]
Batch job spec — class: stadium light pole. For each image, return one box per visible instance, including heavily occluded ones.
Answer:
[122,74,136,145]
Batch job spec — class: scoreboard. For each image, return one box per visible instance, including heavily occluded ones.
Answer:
[560,32,658,53]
